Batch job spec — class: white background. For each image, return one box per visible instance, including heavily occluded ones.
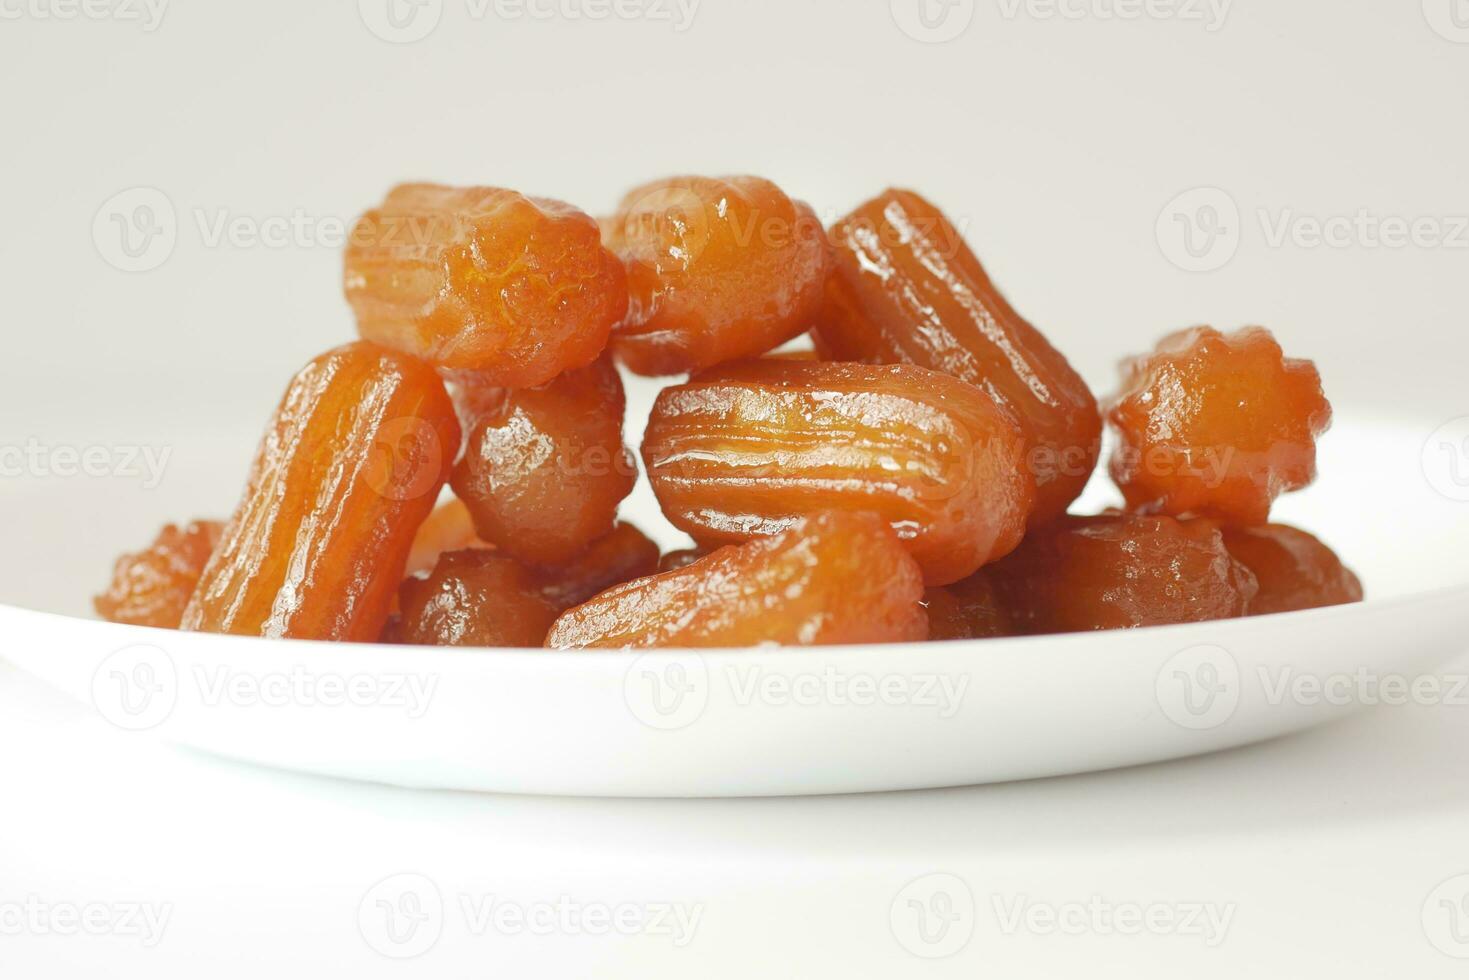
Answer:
[2,0,1469,976]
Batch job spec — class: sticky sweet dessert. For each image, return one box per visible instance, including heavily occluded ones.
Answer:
[605,175,829,376]
[180,342,460,641]
[1108,326,1332,525]
[815,189,1101,526]
[345,184,628,388]
[95,521,224,629]
[546,512,929,648]
[641,359,1035,585]
[1219,523,1363,616]
[985,514,1258,634]
[450,354,637,567]
[397,550,562,648]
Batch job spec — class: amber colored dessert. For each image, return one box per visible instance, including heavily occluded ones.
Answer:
[181,342,461,641]
[397,550,561,647]
[657,547,710,574]
[1108,326,1332,525]
[924,574,1011,641]
[95,521,225,629]
[605,175,830,376]
[344,184,628,388]
[547,511,928,649]
[405,499,489,578]
[1219,524,1363,616]
[986,514,1258,634]
[814,189,1101,525]
[642,359,1034,586]
[450,354,637,567]
[536,522,661,611]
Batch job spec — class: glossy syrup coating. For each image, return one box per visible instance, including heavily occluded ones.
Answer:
[1220,523,1363,616]
[398,550,561,647]
[546,511,929,649]
[813,189,1102,526]
[450,354,637,567]
[642,359,1035,586]
[1108,326,1332,525]
[537,522,662,611]
[986,514,1258,634]
[345,184,628,388]
[95,521,225,629]
[924,574,1011,641]
[181,342,461,641]
[657,547,711,574]
[605,175,831,376]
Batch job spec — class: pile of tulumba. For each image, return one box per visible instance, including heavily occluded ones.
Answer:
[96,178,1362,648]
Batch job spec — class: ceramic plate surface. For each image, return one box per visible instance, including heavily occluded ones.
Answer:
[1,404,1465,797]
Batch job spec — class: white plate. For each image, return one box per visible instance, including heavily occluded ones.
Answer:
[0,409,1465,797]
